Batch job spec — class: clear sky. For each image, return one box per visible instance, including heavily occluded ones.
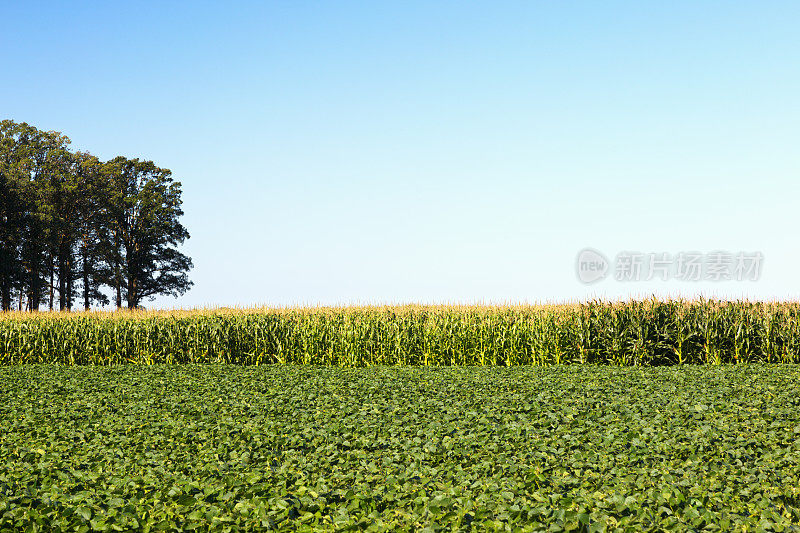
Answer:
[3,2,799,307]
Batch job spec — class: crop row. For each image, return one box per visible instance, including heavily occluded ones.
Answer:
[3,299,800,365]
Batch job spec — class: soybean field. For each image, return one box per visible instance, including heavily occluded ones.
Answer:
[1,365,799,531]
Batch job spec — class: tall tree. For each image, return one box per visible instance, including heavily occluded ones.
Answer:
[0,121,59,311]
[2,120,193,311]
[0,120,31,310]
[19,125,71,311]
[73,153,110,310]
[46,144,86,310]
[101,157,193,308]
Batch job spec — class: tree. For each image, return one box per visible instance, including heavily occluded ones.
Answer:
[0,120,30,310]
[0,121,63,311]
[18,125,71,311]
[1,120,193,311]
[72,153,110,310]
[43,150,110,311]
[101,157,193,308]
[45,144,86,310]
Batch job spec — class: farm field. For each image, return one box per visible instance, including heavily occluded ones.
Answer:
[4,300,800,366]
[1,365,799,531]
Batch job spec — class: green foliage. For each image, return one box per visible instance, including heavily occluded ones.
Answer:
[3,299,800,365]
[1,365,799,531]
[0,119,192,312]
[100,156,193,308]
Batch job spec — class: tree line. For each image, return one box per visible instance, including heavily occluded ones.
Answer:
[0,120,192,311]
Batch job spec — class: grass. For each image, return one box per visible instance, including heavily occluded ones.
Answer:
[3,299,800,365]
[1,364,799,531]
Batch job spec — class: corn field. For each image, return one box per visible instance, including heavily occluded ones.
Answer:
[2,299,800,365]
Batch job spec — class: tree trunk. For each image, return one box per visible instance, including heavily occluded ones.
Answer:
[82,245,90,311]
[66,256,73,311]
[29,267,40,311]
[114,230,122,308]
[49,256,54,311]
[58,252,66,311]
[127,275,137,309]
[1,275,10,311]
[115,271,122,308]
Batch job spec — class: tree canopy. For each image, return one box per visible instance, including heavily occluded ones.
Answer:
[0,119,192,310]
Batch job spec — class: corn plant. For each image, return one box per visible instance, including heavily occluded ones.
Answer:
[2,299,800,366]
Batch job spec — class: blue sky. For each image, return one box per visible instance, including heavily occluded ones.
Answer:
[3,2,799,307]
